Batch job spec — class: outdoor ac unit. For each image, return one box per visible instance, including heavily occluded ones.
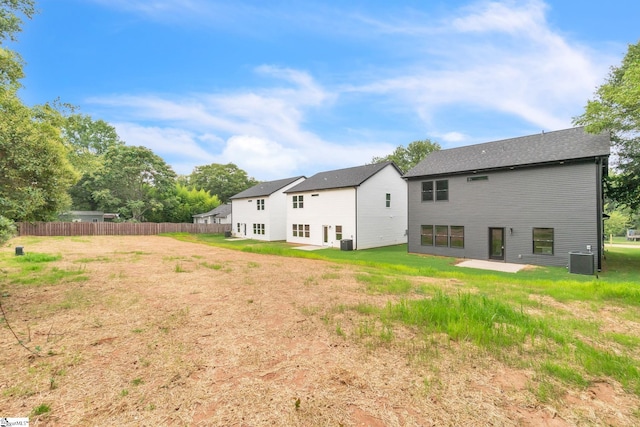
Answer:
[569,252,594,275]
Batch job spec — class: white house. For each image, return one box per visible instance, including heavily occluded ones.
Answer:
[230,176,306,241]
[284,162,407,250]
[192,204,232,224]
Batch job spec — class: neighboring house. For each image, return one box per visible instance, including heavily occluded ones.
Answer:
[403,127,610,270]
[284,161,407,250]
[192,204,232,224]
[60,211,105,223]
[230,176,306,241]
[59,211,120,222]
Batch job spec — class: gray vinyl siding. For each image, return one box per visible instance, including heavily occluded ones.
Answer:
[407,162,600,267]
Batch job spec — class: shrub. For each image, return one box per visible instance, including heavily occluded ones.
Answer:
[0,215,17,244]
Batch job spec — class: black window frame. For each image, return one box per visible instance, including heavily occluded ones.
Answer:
[420,225,433,246]
[436,180,449,201]
[450,226,464,248]
[533,228,554,255]
[421,181,434,202]
[435,225,449,247]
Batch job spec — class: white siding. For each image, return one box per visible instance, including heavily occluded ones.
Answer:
[356,165,408,249]
[287,188,357,247]
[286,164,407,249]
[231,177,305,241]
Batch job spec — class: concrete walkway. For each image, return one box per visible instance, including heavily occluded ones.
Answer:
[292,245,326,251]
[456,259,528,273]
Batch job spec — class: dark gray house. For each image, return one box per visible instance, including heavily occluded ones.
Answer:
[403,127,610,270]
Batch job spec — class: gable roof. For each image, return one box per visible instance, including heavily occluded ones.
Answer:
[193,203,231,218]
[285,161,400,193]
[403,127,610,179]
[230,176,305,200]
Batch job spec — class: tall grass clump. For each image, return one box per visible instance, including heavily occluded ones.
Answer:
[385,291,552,350]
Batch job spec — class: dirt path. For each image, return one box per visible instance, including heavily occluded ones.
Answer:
[1,236,638,426]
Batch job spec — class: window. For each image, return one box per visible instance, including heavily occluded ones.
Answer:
[292,224,310,238]
[293,195,304,209]
[237,223,241,233]
[467,176,488,182]
[435,225,449,247]
[533,228,554,255]
[421,181,434,202]
[385,193,391,207]
[335,225,343,241]
[436,180,448,201]
[253,223,265,235]
[256,199,264,210]
[450,226,464,248]
[420,225,433,246]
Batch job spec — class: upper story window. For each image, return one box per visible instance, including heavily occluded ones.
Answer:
[385,193,391,207]
[422,180,448,201]
[421,181,434,202]
[436,180,448,201]
[256,199,264,210]
[293,195,304,209]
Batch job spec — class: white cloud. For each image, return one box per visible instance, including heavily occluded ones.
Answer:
[347,0,613,135]
[85,1,619,179]
[90,66,390,179]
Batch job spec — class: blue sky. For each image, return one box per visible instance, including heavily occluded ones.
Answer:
[15,0,640,180]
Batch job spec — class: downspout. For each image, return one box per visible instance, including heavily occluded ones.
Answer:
[354,186,358,250]
[596,157,605,271]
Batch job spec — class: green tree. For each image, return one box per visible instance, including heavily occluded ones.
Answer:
[0,0,35,88]
[146,184,220,223]
[574,40,640,210]
[0,91,77,221]
[61,111,124,175]
[371,139,441,173]
[88,145,177,221]
[189,163,258,203]
[604,208,630,237]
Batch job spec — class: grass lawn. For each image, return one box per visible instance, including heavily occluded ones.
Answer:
[167,233,640,399]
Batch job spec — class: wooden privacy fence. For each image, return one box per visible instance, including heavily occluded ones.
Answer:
[17,222,232,237]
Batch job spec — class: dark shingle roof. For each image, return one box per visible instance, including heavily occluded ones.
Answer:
[192,203,231,218]
[214,203,232,217]
[230,176,305,199]
[403,127,610,179]
[285,162,400,193]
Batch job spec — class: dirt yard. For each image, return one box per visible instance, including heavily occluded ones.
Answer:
[1,236,638,426]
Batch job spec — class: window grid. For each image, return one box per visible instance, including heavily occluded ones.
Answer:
[421,181,434,202]
[256,199,264,210]
[385,193,391,207]
[420,225,433,246]
[436,180,448,201]
[292,224,310,238]
[533,228,554,255]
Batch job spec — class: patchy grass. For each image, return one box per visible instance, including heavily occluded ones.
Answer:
[168,233,640,397]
